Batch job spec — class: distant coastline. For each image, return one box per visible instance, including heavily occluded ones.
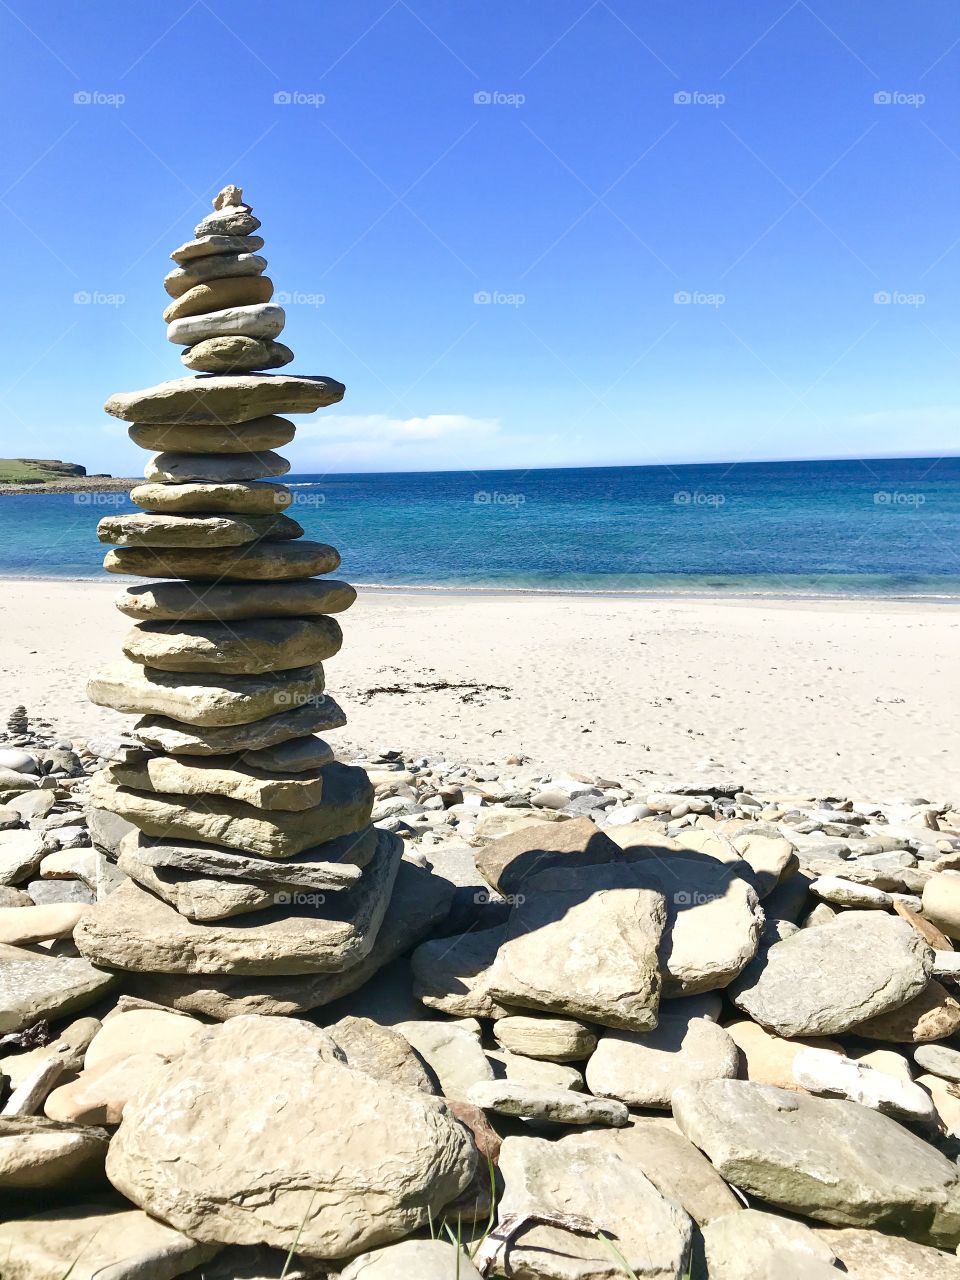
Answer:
[0,476,138,496]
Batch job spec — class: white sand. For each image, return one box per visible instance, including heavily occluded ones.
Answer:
[1,579,957,797]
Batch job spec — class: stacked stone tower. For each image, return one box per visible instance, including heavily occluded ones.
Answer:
[79,187,405,1005]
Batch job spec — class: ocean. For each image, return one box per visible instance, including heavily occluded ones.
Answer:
[1,457,957,597]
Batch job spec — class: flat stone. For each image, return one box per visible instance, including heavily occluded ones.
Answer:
[0,749,39,774]
[488,862,666,1029]
[488,1131,692,1278]
[75,830,400,975]
[0,829,44,885]
[170,233,265,265]
[88,658,326,726]
[130,418,296,458]
[111,754,325,811]
[792,1045,937,1122]
[6,791,56,821]
[586,1013,740,1109]
[467,1079,629,1127]
[919,1072,960,1137]
[814,1226,960,1280]
[493,1014,596,1061]
[396,1019,494,1097]
[143,449,290,483]
[0,903,86,945]
[121,615,342,675]
[163,273,274,321]
[850,979,960,1042]
[243,735,335,772]
[486,1047,584,1093]
[476,815,622,895]
[105,539,340,580]
[810,875,892,908]
[724,1019,843,1089]
[0,886,32,905]
[106,1016,475,1259]
[128,859,454,1019]
[673,1079,960,1247]
[38,847,98,888]
[0,943,116,1033]
[581,1116,741,1226]
[702,1208,840,1280]
[167,301,284,344]
[412,924,512,1019]
[916,1042,960,1082]
[135,696,346,755]
[730,910,934,1037]
[90,760,372,857]
[98,510,301,547]
[117,857,288,921]
[130,479,292,514]
[116,579,356,625]
[0,1116,108,1192]
[195,205,261,237]
[326,1015,435,1092]
[85,1007,205,1067]
[164,252,267,298]
[27,877,95,905]
[4,1018,101,1089]
[341,1240,482,1280]
[183,336,294,373]
[45,1052,169,1124]
[923,873,960,941]
[105,373,344,423]
[121,824,374,890]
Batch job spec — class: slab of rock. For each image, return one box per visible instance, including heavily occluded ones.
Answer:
[486,1047,584,1093]
[341,1240,482,1279]
[493,1013,596,1061]
[814,1226,960,1280]
[117,577,356,622]
[0,829,44,885]
[916,1043,960,1082]
[164,251,267,298]
[92,762,372,857]
[105,372,344,422]
[105,539,340,581]
[85,1007,205,1067]
[3,1017,101,1089]
[792,1045,937,1123]
[76,830,400,975]
[170,233,265,263]
[244,736,336,772]
[395,1018,494,1097]
[45,1051,169,1124]
[126,859,454,1019]
[106,1016,475,1259]
[122,616,341,676]
[89,659,326,726]
[488,862,666,1030]
[129,416,295,456]
[0,1202,220,1278]
[130,478,292,515]
[725,1019,842,1089]
[923,873,960,941]
[851,980,960,1042]
[195,204,261,237]
[467,1079,628,1127]
[117,856,283,922]
[109,753,327,811]
[184,335,293,373]
[586,1014,740,1109]
[0,1116,108,1192]
[810,875,893,908]
[476,815,622,895]
[0,902,86,945]
[487,1131,692,1278]
[702,1208,840,1280]
[673,1078,960,1247]
[166,300,283,341]
[98,510,299,548]
[918,1072,960,1137]
[411,923,511,1019]
[142,448,290,484]
[326,1015,434,1092]
[731,910,934,1037]
[136,696,346,755]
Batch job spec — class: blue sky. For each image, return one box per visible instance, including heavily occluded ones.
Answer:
[1,0,958,474]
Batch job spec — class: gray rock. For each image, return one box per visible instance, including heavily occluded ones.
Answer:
[475,814,621,895]
[0,829,44,885]
[136,696,347,756]
[342,1241,482,1279]
[325,1015,434,1093]
[0,750,39,774]
[493,1013,596,1061]
[104,372,343,424]
[486,1047,584,1093]
[26,878,96,906]
[673,1079,960,1247]
[467,1078,629,1127]
[166,301,284,344]
[586,1013,740,1109]
[0,1115,108,1191]
[0,943,116,1033]
[915,1043,960,1082]
[411,924,511,1019]
[731,911,934,1037]
[702,1209,840,1280]
[395,1019,494,1097]
[813,1225,960,1279]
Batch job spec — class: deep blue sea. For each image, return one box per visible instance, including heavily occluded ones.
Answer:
[1,457,958,597]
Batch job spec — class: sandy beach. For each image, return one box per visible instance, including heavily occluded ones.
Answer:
[1,578,956,798]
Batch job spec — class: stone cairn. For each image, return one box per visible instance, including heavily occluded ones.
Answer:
[79,186,406,1009]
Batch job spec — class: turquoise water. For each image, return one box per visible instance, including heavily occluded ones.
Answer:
[0,457,957,597]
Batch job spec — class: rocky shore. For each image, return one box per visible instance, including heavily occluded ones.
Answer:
[2,703,960,1277]
[0,476,138,496]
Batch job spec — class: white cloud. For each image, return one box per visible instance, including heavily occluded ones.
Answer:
[292,413,505,470]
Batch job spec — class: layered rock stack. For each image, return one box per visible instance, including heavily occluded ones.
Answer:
[78,186,407,1007]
